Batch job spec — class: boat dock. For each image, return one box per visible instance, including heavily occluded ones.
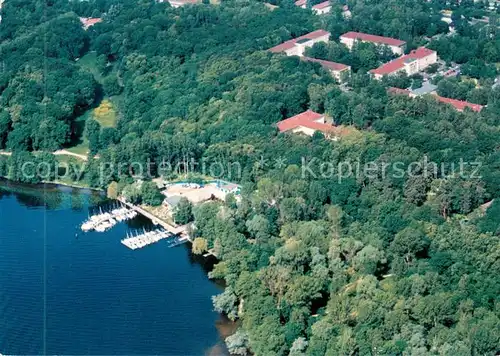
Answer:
[80,206,138,233]
[121,229,172,250]
[116,198,192,251]
[117,197,188,236]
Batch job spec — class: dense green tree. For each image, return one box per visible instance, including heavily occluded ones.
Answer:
[102,76,123,96]
[140,181,163,206]
[85,119,101,155]
[174,197,194,225]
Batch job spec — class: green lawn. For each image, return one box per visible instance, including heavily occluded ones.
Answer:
[78,51,104,84]
[65,109,90,154]
[55,154,77,164]
[65,140,89,155]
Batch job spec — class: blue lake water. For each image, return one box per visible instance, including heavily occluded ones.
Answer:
[0,182,229,355]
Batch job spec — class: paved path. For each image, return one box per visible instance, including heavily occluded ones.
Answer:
[0,150,88,161]
[53,150,88,161]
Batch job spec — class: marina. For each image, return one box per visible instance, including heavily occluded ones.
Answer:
[0,183,224,355]
[121,228,190,250]
[80,206,138,232]
[118,197,188,235]
[79,198,192,251]
[121,229,169,250]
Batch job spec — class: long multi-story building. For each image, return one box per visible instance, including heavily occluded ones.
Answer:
[387,87,483,112]
[340,31,406,55]
[303,57,351,81]
[269,30,331,57]
[370,47,437,79]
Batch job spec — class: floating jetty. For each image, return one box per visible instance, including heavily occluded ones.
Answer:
[81,206,138,232]
[117,197,192,251]
[121,229,174,250]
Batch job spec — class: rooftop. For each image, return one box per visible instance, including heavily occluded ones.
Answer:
[277,110,324,132]
[169,0,200,4]
[277,110,353,137]
[411,81,437,95]
[303,57,350,72]
[269,30,330,53]
[434,95,484,112]
[164,195,182,208]
[313,1,331,9]
[387,88,484,112]
[340,31,406,47]
[79,17,102,29]
[220,182,240,191]
[387,87,413,96]
[370,47,436,76]
[295,0,307,5]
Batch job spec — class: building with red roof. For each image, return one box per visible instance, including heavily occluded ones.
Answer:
[276,110,353,140]
[303,57,351,81]
[387,87,414,97]
[269,30,331,57]
[313,1,332,14]
[434,95,484,112]
[295,0,332,14]
[387,87,484,113]
[340,31,406,55]
[342,5,352,19]
[79,17,102,30]
[370,47,437,79]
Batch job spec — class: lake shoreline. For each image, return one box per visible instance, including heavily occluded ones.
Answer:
[0,176,103,192]
[0,178,233,355]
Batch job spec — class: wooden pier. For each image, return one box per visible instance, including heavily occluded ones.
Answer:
[118,197,188,236]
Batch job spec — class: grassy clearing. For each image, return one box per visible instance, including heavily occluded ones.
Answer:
[65,140,90,156]
[55,154,85,164]
[78,51,104,84]
[54,155,89,188]
[92,99,117,128]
